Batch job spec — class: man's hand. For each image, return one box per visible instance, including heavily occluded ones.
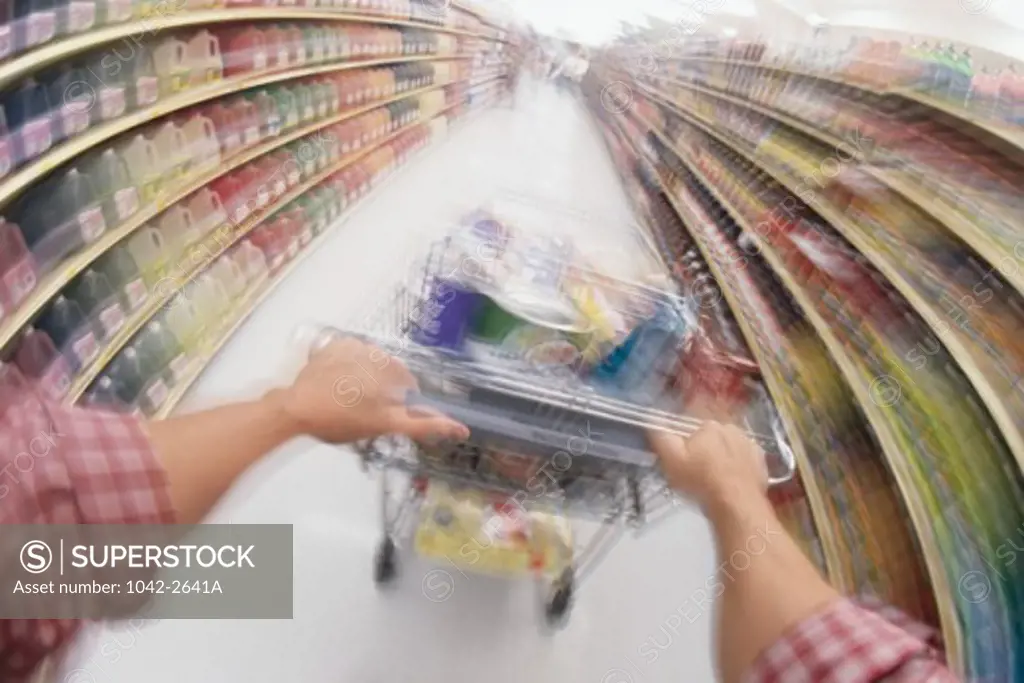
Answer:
[275,337,469,445]
[649,421,768,514]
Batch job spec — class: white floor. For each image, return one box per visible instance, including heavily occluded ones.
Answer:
[59,80,720,683]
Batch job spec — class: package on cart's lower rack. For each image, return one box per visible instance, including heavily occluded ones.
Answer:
[413,481,573,580]
[293,193,798,624]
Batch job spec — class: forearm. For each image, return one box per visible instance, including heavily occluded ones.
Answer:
[708,493,841,683]
[147,389,300,524]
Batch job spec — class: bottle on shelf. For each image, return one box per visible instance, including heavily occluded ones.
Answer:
[231,239,269,288]
[236,163,272,211]
[134,319,189,387]
[152,36,189,97]
[205,98,243,156]
[303,25,327,64]
[56,0,95,38]
[249,222,288,272]
[83,53,128,123]
[11,167,107,272]
[0,0,13,61]
[293,82,316,124]
[45,65,93,143]
[185,30,224,86]
[208,253,248,302]
[125,224,169,287]
[185,187,228,243]
[157,203,202,270]
[176,111,222,175]
[161,292,205,355]
[0,218,38,322]
[150,120,191,183]
[948,49,974,106]
[123,43,161,110]
[83,374,131,411]
[95,0,131,25]
[14,327,72,401]
[219,26,269,78]
[117,132,163,204]
[0,104,12,178]
[264,25,291,70]
[253,156,287,200]
[247,90,282,139]
[271,84,300,131]
[37,294,99,372]
[66,267,126,342]
[83,148,140,227]
[105,346,167,415]
[96,245,149,313]
[190,272,232,334]
[13,0,57,52]
[4,78,54,165]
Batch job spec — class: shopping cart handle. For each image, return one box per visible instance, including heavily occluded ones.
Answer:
[405,387,659,469]
[766,418,797,486]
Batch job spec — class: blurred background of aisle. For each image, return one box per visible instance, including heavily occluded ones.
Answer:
[57,78,717,683]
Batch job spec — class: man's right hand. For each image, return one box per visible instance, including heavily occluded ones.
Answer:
[649,422,769,514]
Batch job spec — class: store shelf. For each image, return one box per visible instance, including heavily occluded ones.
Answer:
[608,106,845,589]
[659,54,1024,158]
[0,53,471,213]
[0,70,464,355]
[586,108,669,275]
[154,92,498,418]
[650,71,1024,302]
[891,87,1024,155]
[639,106,960,658]
[637,82,1024,478]
[0,8,503,91]
[451,1,504,31]
[67,94,467,403]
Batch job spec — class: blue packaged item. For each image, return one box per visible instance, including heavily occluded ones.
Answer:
[590,300,687,400]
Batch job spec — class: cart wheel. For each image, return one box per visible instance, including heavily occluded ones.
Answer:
[545,568,574,625]
[373,537,398,585]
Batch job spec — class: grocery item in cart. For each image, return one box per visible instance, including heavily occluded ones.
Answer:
[590,298,687,401]
[409,277,485,351]
[413,481,572,579]
[467,282,593,370]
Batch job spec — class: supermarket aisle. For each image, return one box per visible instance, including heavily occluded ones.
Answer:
[60,81,718,683]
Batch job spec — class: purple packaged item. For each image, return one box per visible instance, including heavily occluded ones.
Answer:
[410,277,484,352]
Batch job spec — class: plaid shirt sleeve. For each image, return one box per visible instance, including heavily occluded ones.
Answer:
[745,597,958,683]
[0,389,176,682]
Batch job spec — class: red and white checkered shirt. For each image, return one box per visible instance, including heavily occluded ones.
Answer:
[1,391,957,683]
[747,597,957,683]
[0,391,175,682]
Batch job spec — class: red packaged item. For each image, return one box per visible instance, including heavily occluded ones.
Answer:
[249,223,289,272]
[219,26,269,77]
[0,219,38,322]
[205,100,244,155]
[264,25,291,70]
[268,213,299,262]
[210,173,251,226]
[237,98,262,148]
[279,205,311,247]
[253,156,287,199]
[237,164,272,211]
[285,25,306,66]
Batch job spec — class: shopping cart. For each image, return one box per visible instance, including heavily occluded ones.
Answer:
[302,200,796,624]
